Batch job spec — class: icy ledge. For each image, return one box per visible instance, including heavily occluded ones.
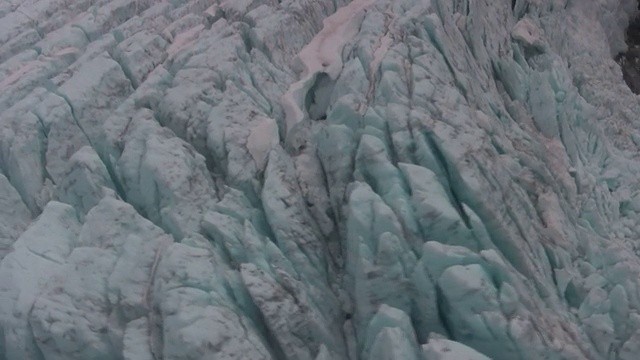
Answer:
[2,0,640,359]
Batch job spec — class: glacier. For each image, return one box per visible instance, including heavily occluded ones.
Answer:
[1,0,640,359]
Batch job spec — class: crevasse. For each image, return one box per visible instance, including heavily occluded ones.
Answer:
[0,0,640,359]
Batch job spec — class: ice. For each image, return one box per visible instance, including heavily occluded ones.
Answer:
[0,173,30,260]
[153,242,273,360]
[122,318,154,360]
[55,146,118,218]
[247,116,280,171]
[29,247,117,360]
[281,0,374,133]
[422,337,492,360]
[362,305,420,360]
[0,202,80,359]
[2,0,640,358]
[112,29,168,88]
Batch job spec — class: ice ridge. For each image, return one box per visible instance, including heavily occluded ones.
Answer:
[1,0,640,359]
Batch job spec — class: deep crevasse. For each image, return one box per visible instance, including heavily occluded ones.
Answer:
[0,0,639,359]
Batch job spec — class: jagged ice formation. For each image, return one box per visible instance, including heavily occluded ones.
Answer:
[1,0,640,359]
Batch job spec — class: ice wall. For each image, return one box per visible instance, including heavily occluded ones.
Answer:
[1,0,640,359]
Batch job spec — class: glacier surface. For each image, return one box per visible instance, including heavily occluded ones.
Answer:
[1,0,640,359]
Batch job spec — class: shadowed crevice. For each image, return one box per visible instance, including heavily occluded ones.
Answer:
[616,9,640,93]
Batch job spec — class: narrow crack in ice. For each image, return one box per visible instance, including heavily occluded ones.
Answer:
[1,0,640,359]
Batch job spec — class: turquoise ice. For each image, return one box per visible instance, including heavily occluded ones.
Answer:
[1,0,640,359]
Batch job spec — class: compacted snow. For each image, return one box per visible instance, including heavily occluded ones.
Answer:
[1,0,640,359]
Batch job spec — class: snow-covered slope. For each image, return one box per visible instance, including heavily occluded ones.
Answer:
[1,0,640,359]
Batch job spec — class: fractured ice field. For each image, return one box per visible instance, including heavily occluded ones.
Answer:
[2,0,640,359]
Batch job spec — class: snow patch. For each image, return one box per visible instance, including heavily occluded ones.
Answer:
[0,60,44,88]
[511,18,545,48]
[281,0,374,134]
[165,25,205,60]
[247,116,280,171]
[55,47,80,56]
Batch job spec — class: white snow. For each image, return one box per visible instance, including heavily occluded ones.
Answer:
[511,18,545,48]
[246,116,280,171]
[281,0,374,134]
